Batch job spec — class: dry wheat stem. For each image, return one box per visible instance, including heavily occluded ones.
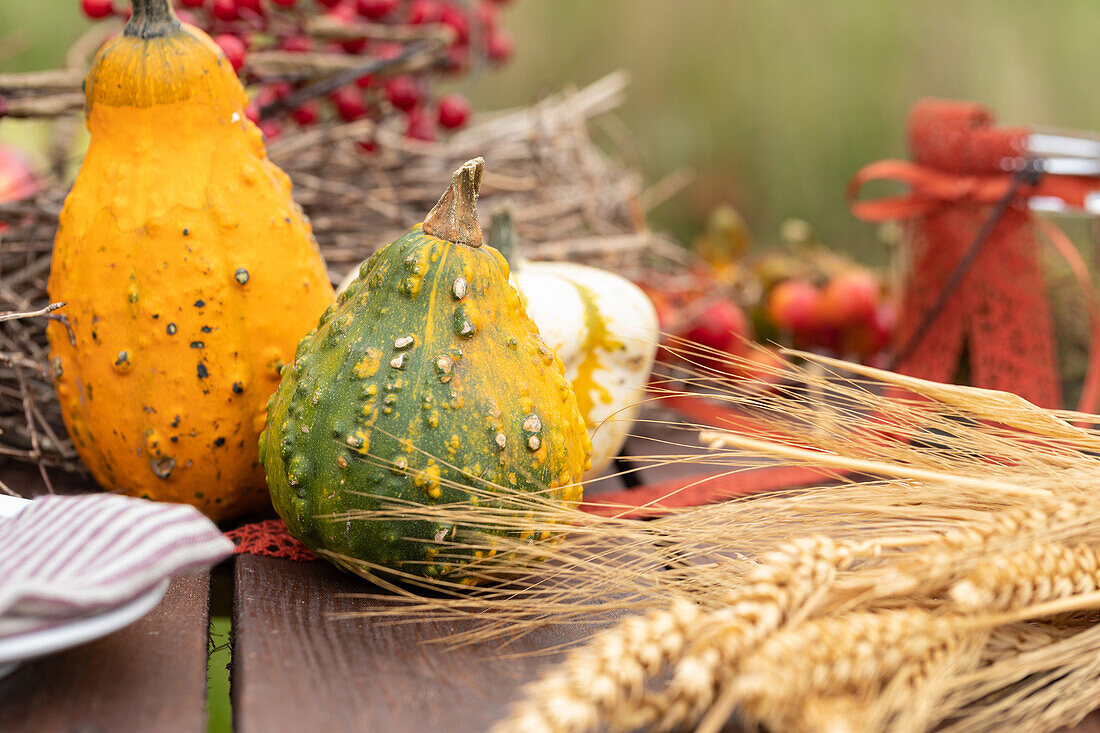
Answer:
[492,595,703,733]
[492,536,878,733]
[785,349,1100,448]
[699,429,1050,497]
[940,622,1100,733]
[477,354,1100,732]
[0,302,65,323]
[979,622,1080,665]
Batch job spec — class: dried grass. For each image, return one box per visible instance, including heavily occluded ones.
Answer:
[326,349,1100,733]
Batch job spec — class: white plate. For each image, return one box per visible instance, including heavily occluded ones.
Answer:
[0,495,169,677]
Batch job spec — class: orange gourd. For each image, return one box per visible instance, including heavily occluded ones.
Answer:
[47,0,334,520]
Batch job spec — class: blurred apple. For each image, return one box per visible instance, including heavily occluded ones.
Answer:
[679,300,753,374]
[766,279,821,336]
[684,300,751,354]
[839,299,897,360]
[818,269,880,328]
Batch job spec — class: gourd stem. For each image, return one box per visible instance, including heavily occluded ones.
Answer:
[125,0,182,39]
[424,158,484,248]
[488,208,521,266]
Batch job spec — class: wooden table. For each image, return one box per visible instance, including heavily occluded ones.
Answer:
[5,409,1100,733]
[0,407,714,733]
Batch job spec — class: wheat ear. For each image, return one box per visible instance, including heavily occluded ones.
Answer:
[871,500,1089,599]
[728,609,965,732]
[949,541,1100,612]
[496,535,869,733]
[492,595,702,733]
[650,535,873,731]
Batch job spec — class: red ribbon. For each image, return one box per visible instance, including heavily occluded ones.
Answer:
[848,159,1100,222]
[848,149,1100,414]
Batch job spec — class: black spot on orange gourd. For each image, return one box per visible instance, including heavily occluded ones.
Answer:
[260,159,591,580]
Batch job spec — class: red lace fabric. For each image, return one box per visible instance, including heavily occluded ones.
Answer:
[898,100,1060,407]
[225,519,317,561]
[851,99,1063,408]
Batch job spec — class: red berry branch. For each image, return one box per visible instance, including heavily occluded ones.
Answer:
[78,0,517,146]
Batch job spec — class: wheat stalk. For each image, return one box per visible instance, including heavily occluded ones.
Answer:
[650,535,880,731]
[493,595,702,733]
[332,351,1100,732]
[495,535,877,733]
[980,622,1080,664]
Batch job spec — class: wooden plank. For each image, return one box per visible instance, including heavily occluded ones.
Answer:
[233,555,604,733]
[1,571,212,733]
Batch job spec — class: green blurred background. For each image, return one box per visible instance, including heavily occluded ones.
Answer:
[4,1,1100,262]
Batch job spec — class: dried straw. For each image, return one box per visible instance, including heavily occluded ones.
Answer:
[324,350,1100,733]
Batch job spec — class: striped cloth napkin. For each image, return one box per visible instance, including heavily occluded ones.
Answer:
[0,493,233,638]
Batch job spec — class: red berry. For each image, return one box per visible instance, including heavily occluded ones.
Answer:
[291,101,320,126]
[331,88,368,121]
[81,0,114,19]
[474,1,498,27]
[406,0,442,23]
[355,73,375,89]
[486,28,513,63]
[214,34,247,72]
[323,1,354,22]
[405,109,436,142]
[439,4,469,43]
[270,0,299,6]
[356,0,397,19]
[251,86,281,116]
[315,0,342,7]
[179,0,206,7]
[326,1,356,20]
[176,8,199,24]
[269,81,294,99]
[342,38,368,54]
[443,43,469,73]
[211,0,240,21]
[236,0,265,16]
[684,300,751,356]
[436,93,470,129]
[0,145,40,203]
[259,119,283,141]
[280,35,312,52]
[374,42,403,59]
[357,138,378,154]
[385,76,421,111]
[326,6,369,56]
